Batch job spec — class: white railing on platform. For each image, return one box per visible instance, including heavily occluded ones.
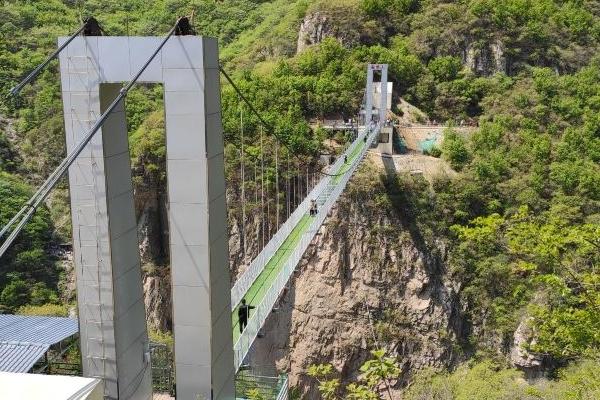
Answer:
[233,123,380,370]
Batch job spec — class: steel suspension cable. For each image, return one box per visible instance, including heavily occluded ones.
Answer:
[9,18,103,97]
[0,17,185,260]
[219,66,354,178]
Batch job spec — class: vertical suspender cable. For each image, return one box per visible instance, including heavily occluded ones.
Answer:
[292,168,295,212]
[286,153,290,219]
[254,159,258,204]
[260,126,265,251]
[0,17,184,259]
[306,166,309,200]
[298,165,301,206]
[240,101,246,262]
[266,153,270,238]
[275,141,279,230]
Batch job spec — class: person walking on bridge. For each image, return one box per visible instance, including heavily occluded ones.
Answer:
[310,199,318,216]
[238,298,255,333]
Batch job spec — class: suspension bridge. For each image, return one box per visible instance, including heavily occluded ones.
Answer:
[0,16,389,400]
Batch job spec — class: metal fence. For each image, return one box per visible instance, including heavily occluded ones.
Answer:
[236,368,289,400]
[47,361,81,376]
[233,123,380,370]
[149,342,174,395]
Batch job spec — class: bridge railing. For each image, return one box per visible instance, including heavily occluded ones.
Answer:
[233,123,380,369]
[230,167,331,310]
[230,129,362,310]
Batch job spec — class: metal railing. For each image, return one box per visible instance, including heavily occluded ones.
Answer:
[276,375,289,400]
[230,176,329,310]
[230,125,362,310]
[233,123,380,369]
[236,368,288,400]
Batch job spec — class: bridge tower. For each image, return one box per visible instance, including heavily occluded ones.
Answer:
[364,64,389,126]
[59,36,234,399]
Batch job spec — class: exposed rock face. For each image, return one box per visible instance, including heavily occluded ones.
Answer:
[144,274,172,332]
[297,7,370,53]
[57,248,76,303]
[464,39,507,76]
[511,318,549,379]
[250,163,463,397]
[134,182,171,331]
[135,185,168,265]
[297,12,331,53]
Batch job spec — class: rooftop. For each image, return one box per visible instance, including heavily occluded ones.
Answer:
[0,315,78,373]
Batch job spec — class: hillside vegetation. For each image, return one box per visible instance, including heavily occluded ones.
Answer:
[0,0,599,397]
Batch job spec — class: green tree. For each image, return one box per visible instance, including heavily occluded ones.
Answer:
[308,350,400,400]
[428,56,463,82]
[441,128,470,170]
[1,276,30,309]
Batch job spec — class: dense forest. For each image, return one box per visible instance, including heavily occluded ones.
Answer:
[1,0,599,398]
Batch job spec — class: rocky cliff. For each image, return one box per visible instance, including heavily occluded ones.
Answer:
[297,11,363,53]
[296,4,383,53]
[250,161,464,397]
[297,8,508,76]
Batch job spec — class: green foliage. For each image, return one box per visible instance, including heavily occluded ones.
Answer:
[441,128,470,170]
[424,145,441,157]
[0,131,18,172]
[129,110,166,186]
[360,0,420,17]
[18,303,68,317]
[405,358,600,400]
[148,328,174,350]
[29,281,58,305]
[428,56,463,82]
[0,278,30,309]
[436,63,600,359]
[0,173,58,311]
[308,350,400,400]
[245,388,266,400]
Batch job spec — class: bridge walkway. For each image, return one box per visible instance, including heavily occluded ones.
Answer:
[231,124,378,369]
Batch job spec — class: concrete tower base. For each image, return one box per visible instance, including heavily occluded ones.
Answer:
[59,36,234,400]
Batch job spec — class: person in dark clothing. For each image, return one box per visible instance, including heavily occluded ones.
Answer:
[238,298,255,333]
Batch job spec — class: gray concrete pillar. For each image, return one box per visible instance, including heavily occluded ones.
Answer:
[379,65,388,123]
[365,66,374,125]
[59,35,235,400]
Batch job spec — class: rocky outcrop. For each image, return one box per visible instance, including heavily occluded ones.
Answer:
[134,182,171,331]
[250,162,463,397]
[135,184,168,265]
[297,12,332,53]
[144,273,172,332]
[296,5,373,53]
[464,39,507,76]
[511,318,550,379]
